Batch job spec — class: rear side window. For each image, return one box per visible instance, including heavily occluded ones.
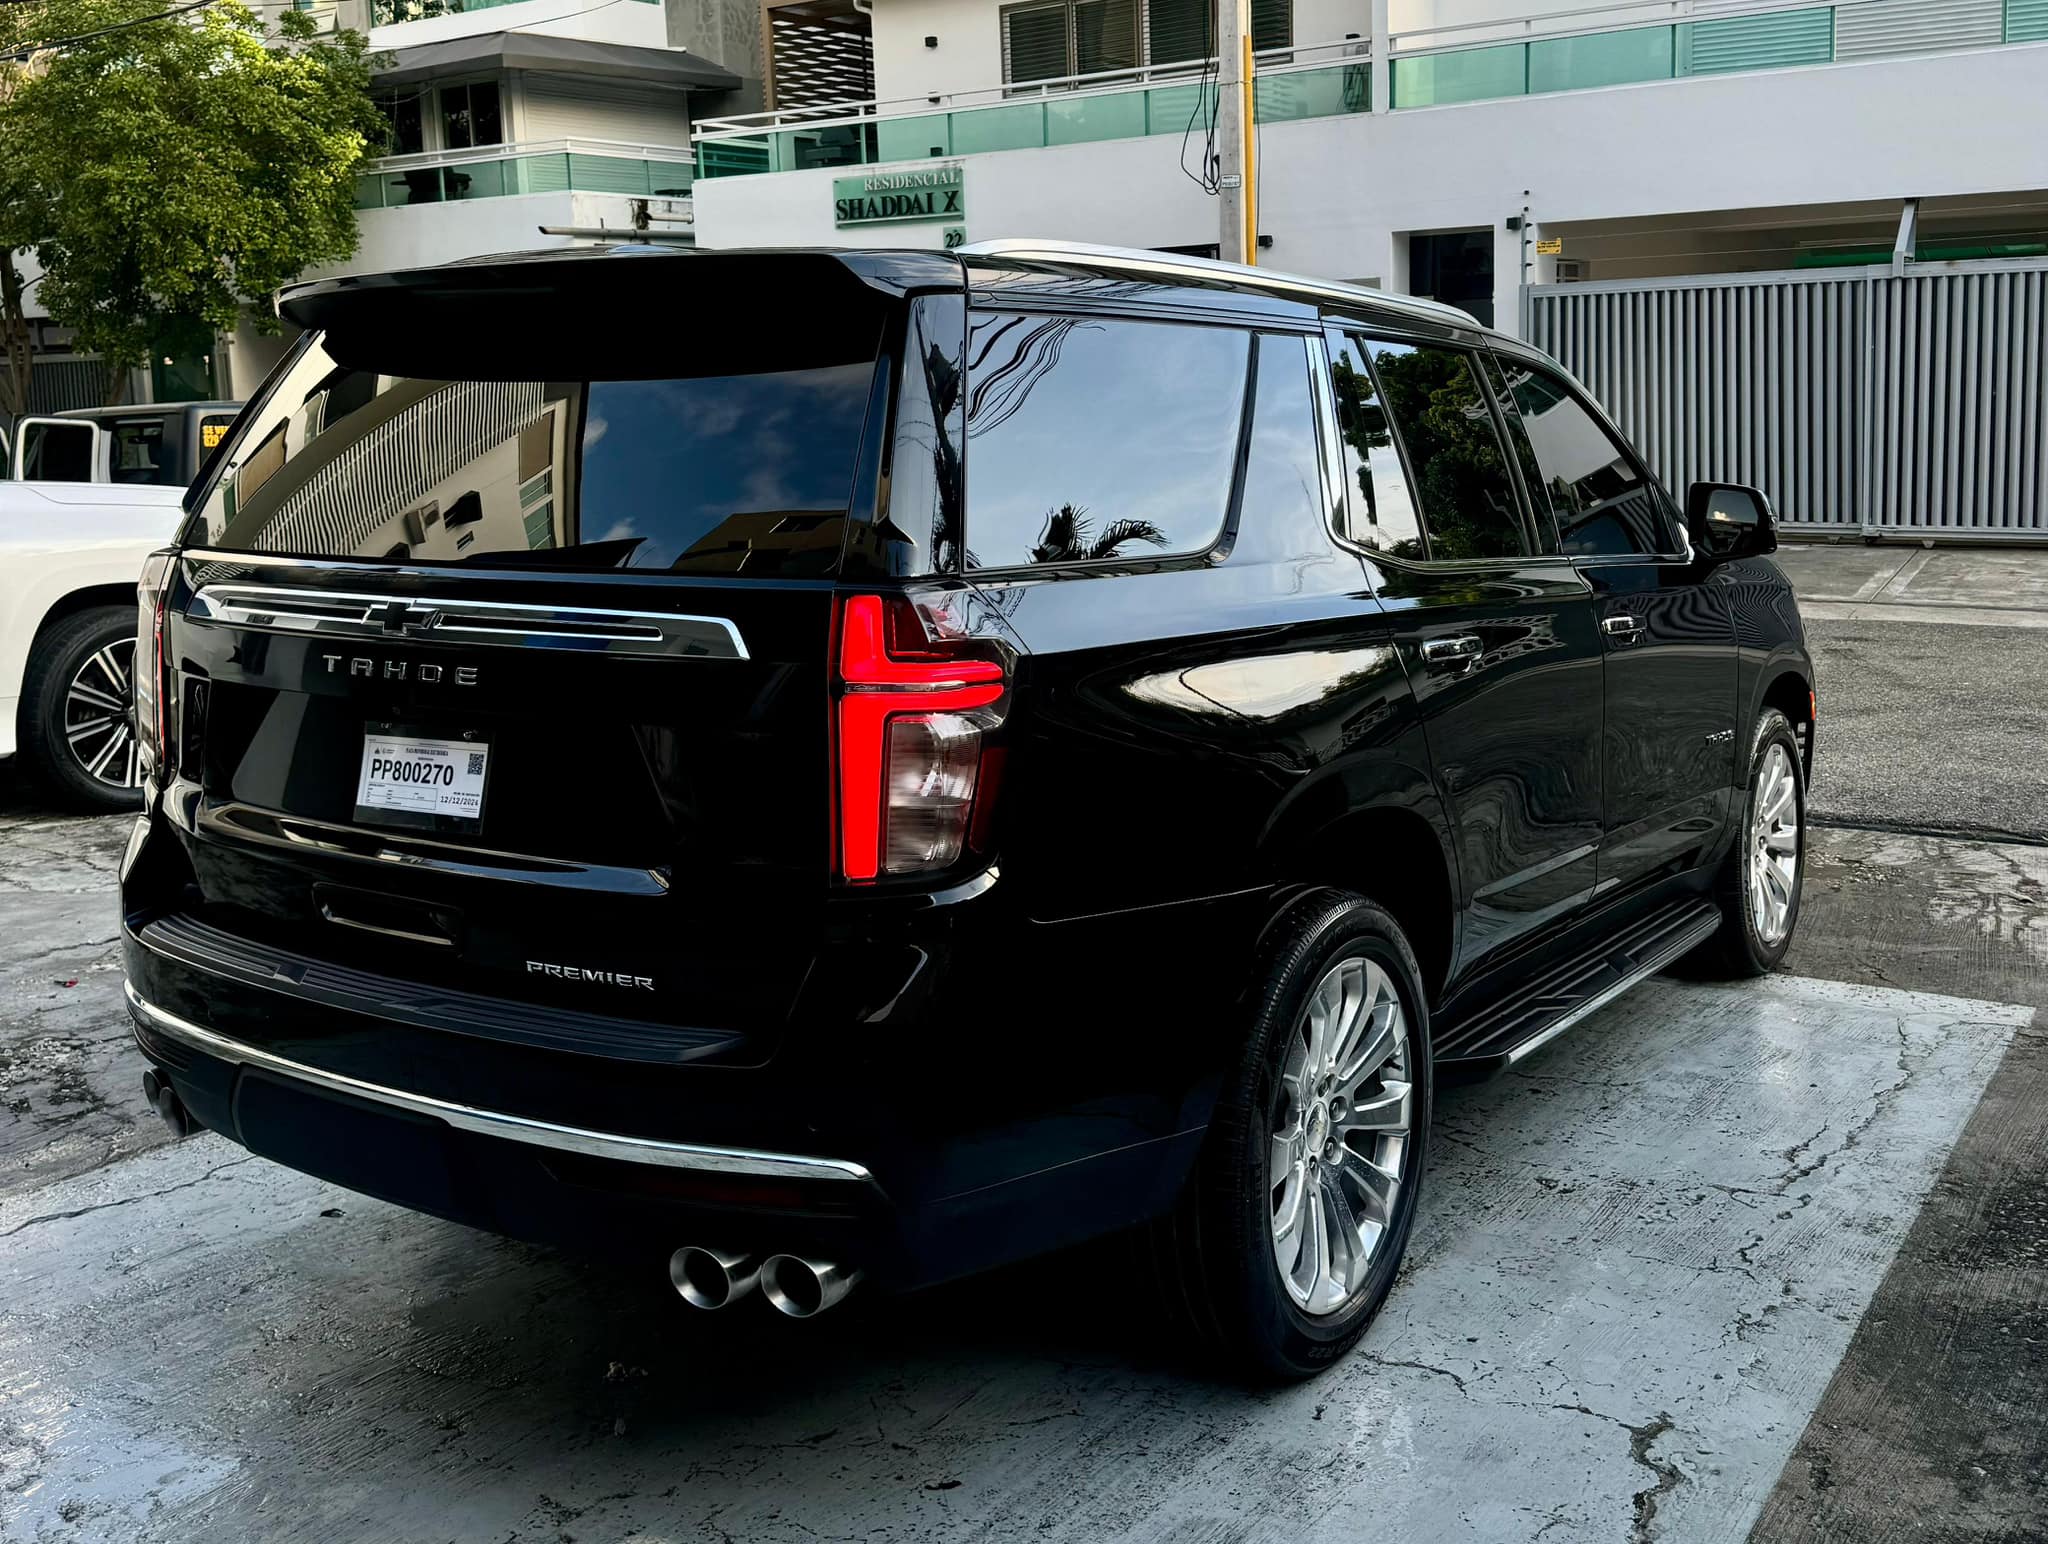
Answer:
[1327,330,1425,559]
[963,312,1248,570]
[181,335,879,576]
[1365,340,1527,562]
[1497,360,1673,557]
[111,417,177,486]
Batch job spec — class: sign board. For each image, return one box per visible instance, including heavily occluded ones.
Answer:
[1534,237,1564,256]
[833,166,964,228]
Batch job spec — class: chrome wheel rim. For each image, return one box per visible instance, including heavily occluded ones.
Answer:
[1749,741,1800,946]
[1269,955,1413,1317]
[64,638,140,790]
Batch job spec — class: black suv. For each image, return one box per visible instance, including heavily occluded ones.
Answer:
[120,241,1813,1378]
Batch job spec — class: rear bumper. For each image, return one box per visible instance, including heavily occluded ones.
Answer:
[126,984,870,1184]
[120,869,1262,1289]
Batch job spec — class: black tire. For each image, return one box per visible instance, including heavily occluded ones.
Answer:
[1155,889,1433,1382]
[17,605,145,814]
[1688,707,1805,978]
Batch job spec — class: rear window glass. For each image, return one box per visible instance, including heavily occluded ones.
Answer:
[182,335,878,575]
[962,313,1248,570]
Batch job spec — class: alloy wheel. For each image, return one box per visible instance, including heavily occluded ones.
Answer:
[64,638,141,791]
[1269,955,1414,1317]
[1749,741,1800,946]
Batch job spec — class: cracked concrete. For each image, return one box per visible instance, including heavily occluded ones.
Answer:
[2,774,2044,1543]
[0,783,161,1202]
[0,969,2024,1544]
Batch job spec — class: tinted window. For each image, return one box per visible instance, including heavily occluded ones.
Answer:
[1238,333,1327,558]
[1477,350,1553,544]
[888,294,966,575]
[376,89,423,155]
[1367,340,1527,561]
[182,336,878,576]
[1501,361,1671,557]
[19,422,94,482]
[1326,331,1425,560]
[441,81,501,150]
[963,312,1247,569]
[111,417,177,486]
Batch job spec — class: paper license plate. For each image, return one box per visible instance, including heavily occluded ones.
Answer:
[355,730,489,828]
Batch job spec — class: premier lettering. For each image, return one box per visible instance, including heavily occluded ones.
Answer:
[525,960,657,991]
[324,654,478,685]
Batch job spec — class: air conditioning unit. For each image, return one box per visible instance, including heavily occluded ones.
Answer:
[1555,258,1589,282]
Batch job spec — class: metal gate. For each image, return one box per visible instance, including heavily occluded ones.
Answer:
[1526,259,2048,539]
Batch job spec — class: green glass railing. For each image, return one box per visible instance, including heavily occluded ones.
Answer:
[354,151,694,210]
[1391,7,1836,108]
[697,62,1369,179]
[696,0,2047,178]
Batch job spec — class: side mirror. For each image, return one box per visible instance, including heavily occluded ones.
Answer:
[1686,481,1777,564]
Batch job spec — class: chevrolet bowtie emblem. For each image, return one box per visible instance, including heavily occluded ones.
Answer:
[376,601,442,636]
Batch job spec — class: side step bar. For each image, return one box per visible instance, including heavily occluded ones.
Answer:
[1433,898,1721,1074]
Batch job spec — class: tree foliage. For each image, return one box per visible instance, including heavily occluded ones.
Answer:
[0,0,386,410]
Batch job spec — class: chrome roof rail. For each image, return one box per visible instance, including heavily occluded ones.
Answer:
[957,238,1486,331]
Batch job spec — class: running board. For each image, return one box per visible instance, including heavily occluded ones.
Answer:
[1432,898,1721,1074]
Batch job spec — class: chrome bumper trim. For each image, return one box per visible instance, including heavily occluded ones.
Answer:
[123,982,874,1185]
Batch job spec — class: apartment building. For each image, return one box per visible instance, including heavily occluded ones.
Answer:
[205,0,761,393]
[687,0,2048,536]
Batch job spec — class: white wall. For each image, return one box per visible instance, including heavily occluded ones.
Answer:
[371,0,671,52]
[870,0,1006,105]
[519,74,692,143]
[697,39,2048,329]
[322,190,670,278]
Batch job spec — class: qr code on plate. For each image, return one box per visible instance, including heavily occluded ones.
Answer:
[467,752,486,776]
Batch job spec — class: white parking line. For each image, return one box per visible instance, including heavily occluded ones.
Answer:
[0,975,2029,1544]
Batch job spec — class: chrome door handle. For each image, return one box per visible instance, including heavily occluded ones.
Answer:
[1602,614,1644,638]
[1420,634,1483,666]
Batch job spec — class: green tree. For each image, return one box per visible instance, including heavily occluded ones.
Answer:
[0,0,386,412]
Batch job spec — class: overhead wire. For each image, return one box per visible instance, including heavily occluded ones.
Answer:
[1,0,214,61]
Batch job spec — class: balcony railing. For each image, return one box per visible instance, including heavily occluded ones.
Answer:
[694,39,1371,179]
[694,0,2048,178]
[354,137,694,210]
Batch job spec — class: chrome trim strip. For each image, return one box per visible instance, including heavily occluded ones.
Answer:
[188,584,750,660]
[124,982,874,1184]
[1502,907,1720,1065]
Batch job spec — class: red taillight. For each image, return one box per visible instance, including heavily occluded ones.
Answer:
[133,551,175,781]
[834,593,1007,882]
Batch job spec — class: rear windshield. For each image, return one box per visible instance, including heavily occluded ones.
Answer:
[180,333,879,576]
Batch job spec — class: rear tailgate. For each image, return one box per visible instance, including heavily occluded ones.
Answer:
[139,250,961,1050]
[162,559,832,1038]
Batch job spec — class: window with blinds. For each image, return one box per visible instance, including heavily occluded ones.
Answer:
[1146,0,1293,67]
[1001,0,1167,86]
[1003,2,1073,84]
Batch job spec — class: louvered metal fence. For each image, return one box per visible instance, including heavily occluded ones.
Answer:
[1527,259,2048,537]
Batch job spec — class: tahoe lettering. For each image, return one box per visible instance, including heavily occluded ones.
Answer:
[324,654,478,685]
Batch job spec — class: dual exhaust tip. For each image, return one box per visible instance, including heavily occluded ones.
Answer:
[669,1246,860,1318]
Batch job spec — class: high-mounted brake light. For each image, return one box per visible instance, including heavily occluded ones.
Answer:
[133,550,176,782]
[834,594,1006,882]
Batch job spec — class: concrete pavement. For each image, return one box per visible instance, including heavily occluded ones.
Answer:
[1773,544,2048,842]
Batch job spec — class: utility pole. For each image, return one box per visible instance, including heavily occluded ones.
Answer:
[1216,0,1255,265]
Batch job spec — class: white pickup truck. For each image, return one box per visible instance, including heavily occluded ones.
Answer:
[1,480,187,809]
